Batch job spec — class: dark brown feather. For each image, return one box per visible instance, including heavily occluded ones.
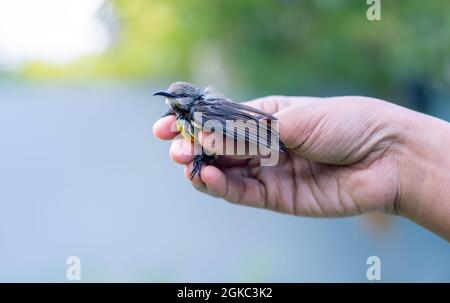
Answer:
[190,97,287,153]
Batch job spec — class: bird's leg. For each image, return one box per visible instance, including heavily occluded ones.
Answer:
[190,153,216,180]
[161,108,175,118]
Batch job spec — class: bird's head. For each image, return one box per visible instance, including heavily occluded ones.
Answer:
[153,82,203,110]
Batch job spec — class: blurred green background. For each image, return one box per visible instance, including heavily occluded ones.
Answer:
[0,0,449,282]
[18,0,450,104]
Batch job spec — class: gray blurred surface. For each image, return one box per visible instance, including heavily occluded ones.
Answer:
[0,84,448,282]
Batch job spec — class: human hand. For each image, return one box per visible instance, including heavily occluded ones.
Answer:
[154,95,450,240]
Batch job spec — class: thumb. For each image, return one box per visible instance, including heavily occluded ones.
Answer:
[274,99,384,165]
[274,104,332,163]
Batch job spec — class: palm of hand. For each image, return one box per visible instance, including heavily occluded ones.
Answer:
[216,146,398,217]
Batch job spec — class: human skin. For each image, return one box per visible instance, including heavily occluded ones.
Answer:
[153,96,450,241]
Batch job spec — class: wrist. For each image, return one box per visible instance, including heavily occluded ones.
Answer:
[397,109,450,240]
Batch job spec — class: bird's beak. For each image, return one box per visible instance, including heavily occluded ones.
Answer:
[153,90,176,98]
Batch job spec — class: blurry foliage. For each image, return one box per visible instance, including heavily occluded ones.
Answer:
[23,0,450,99]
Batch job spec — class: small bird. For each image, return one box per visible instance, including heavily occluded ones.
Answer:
[153,82,287,179]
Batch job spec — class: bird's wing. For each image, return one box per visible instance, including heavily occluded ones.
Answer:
[191,97,287,152]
